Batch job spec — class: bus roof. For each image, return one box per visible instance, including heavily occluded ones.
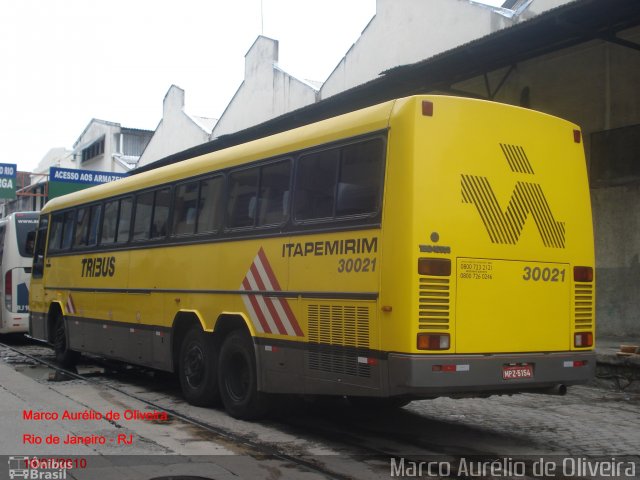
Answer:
[42,99,398,213]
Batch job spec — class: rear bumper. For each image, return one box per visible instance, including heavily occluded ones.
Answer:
[388,351,595,397]
[0,312,29,334]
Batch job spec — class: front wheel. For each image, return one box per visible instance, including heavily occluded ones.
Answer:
[53,314,79,368]
[218,330,270,420]
[178,327,220,406]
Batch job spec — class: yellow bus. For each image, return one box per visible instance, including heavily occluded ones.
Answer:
[29,96,595,419]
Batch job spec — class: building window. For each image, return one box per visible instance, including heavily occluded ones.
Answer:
[82,136,105,163]
[590,124,640,186]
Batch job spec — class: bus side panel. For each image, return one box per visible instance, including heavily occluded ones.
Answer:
[286,230,383,395]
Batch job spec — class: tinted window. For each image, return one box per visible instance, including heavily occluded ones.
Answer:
[257,161,291,226]
[151,188,171,239]
[294,149,339,221]
[87,204,102,246]
[197,176,224,233]
[74,207,91,247]
[172,181,199,236]
[294,138,384,221]
[116,197,132,243]
[336,139,384,216]
[48,214,64,252]
[133,191,154,241]
[227,168,259,229]
[0,225,5,263]
[32,216,49,279]
[15,214,39,257]
[61,211,75,250]
[101,200,119,244]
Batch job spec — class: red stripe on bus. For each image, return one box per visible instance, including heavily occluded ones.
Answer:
[249,264,288,335]
[257,248,282,290]
[242,278,271,333]
[256,248,303,337]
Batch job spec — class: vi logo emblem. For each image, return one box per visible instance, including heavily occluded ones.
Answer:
[461,144,565,249]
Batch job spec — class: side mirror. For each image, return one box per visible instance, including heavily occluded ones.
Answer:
[26,231,36,256]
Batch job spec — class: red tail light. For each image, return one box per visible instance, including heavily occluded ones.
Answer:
[573,266,593,282]
[418,258,451,276]
[417,333,450,350]
[574,332,593,348]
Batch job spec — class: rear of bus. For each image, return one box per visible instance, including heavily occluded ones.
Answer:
[0,212,39,334]
[382,96,595,397]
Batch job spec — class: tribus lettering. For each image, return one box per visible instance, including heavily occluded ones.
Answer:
[81,257,116,277]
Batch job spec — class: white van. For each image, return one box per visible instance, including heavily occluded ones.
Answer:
[0,212,39,334]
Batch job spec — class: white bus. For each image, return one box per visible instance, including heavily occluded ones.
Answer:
[0,212,39,334]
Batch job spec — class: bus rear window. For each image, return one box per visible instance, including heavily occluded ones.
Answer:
[15,215,38,258]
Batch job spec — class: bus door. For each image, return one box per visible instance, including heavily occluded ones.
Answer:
[29,216,49,339]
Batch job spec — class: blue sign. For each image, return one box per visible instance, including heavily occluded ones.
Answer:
[49,167,127,185]
[49,167,128,199]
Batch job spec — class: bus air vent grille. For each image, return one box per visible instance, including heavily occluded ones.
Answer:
[418,277,450,330]
[307,304,371,378]
[574,283,594,331]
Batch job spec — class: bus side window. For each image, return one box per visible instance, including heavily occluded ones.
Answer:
[172,181,199,236]
[294,149,339,221]
[32,216,49,279]
[74,207,91,248]
[151,188,171,239]
[257,160,291,226]
[61,211,76,251]
[133,191,154,241]
[197,176,224,234]
[48,213,64,253]
[116,197,133,244]
[87,204,102,246]
[0,225,5,264]
[227,168,259,229]
[336,139,384,217]
[101,200,118,244]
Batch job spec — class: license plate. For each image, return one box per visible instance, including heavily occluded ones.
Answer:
[502,364,533,380]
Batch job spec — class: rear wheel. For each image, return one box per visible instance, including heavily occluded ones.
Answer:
[218,330,270,420]
[178,327,220,406]
[52,313,78,368]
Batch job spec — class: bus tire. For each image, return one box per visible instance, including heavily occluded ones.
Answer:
[53,314,78,368]
[218,330,270,420]
[178,327,220,407]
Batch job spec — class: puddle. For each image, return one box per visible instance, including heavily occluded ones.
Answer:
[13,363,104,382]
[14,364,53,381]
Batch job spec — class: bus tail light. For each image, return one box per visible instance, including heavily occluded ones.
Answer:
[4,270,12,311]
[574,332,593,348]
[418,258,451,276]
[573,266,593,282]
[417,333,450,350]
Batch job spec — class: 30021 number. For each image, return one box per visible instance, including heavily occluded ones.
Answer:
[522,266,565,282]
[338,257,377,273]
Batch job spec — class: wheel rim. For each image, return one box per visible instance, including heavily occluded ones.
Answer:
[225,351,250,403]
[184,344,205,388]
